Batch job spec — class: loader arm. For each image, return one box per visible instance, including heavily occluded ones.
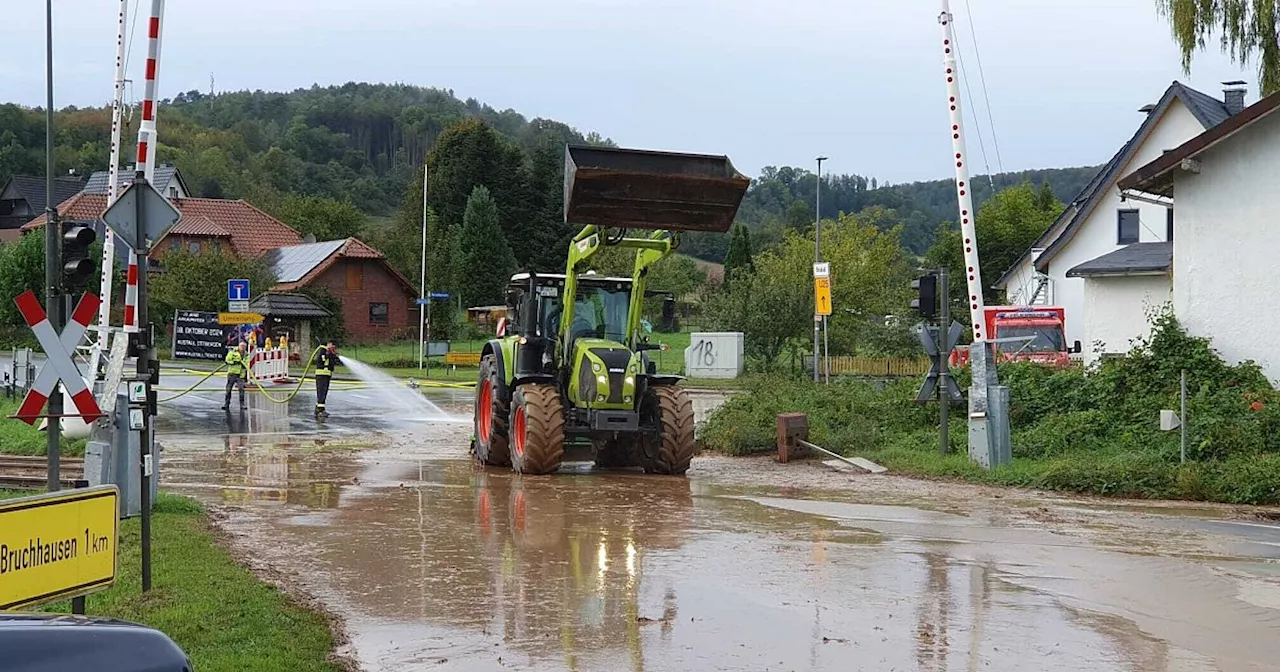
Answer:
[559,225,672,363]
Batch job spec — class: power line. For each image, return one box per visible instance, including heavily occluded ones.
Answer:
[123,0,142,75]
[962,0,1004,174]
[951,34,995,193]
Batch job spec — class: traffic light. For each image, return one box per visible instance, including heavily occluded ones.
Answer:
[61,220,97,291]
[910,273,937,318]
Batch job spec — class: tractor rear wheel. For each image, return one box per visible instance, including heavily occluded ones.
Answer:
[472,355,511,466]
[510,384,566,475]
[640,386,697,475]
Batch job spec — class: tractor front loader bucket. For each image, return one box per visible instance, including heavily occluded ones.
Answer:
[563,145,751,233]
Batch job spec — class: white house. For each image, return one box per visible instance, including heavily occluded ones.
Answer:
[1117,86,1280,381]
[993,82,1246,353]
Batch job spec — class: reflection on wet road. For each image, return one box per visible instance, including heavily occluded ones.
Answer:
[155,375,1280,671]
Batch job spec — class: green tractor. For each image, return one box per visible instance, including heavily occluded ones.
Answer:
[471,144,750,475]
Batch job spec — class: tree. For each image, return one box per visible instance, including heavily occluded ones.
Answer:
[1157,0,1280,96]
[149,250,276,329]
[783,200,814,232]
[705,211,914,367]
[454,186,517,307]
[0,233,49,326]
[295,285,346,344]
[272,194,366,241]
[926,182,1062,306]
[723,224,755,288]
[425,119,526,250]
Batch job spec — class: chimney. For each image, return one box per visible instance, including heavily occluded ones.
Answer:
[1223,80,1247,115]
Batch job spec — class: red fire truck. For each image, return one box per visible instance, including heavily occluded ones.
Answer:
[950,306,1080,367]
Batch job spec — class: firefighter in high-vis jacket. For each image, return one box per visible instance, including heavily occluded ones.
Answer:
[313,341,341,418]
[223,341,248,410]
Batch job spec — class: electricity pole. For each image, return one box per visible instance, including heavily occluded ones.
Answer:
[44,0,62,493]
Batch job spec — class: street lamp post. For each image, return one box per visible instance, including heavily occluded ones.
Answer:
[814,155,827,383]
[418,164,428,371]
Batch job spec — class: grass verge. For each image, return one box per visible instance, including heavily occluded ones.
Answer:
[0,396,86,456]
[700,370,1280,506]
[0,491,344,672]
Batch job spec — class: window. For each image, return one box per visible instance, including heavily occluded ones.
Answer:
[346,262,364,290]
[189,241,201,254]
[1166,208,1174,241]
[170,239,179,250]
[369,302,389,325]
[1117,209,1140,244]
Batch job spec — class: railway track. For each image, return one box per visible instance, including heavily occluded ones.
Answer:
[0,455,86,490]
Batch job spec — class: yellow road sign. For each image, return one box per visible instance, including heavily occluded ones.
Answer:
[0,485,119,611]
[814,277,832,316]
[218,312,265,325]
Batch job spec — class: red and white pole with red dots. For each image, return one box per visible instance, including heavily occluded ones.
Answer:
[939,0,986,343]
[126,0,166,333]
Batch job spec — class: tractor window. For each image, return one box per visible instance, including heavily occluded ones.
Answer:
[569,285,630,343]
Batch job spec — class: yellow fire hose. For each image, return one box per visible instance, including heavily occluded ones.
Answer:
[245,346,325,403]
[154,346,474,403]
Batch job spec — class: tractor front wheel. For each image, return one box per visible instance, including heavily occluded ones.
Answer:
[640,386,697,475]
[472,355,511,466]
[510,384,566,475]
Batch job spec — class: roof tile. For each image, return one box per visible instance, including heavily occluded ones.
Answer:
[23,194,302,257]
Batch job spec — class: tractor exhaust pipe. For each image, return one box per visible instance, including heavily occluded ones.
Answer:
[563,145,751,233]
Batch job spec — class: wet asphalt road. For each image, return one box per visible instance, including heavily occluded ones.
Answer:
[150,371,1280,672]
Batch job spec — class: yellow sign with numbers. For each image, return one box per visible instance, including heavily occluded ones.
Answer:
[0,485,118,611]
[814,277,832,316]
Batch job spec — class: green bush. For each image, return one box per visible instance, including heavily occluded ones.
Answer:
[701,308,1280,504]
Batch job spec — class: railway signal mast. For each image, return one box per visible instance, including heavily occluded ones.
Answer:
[937,0,1010,467]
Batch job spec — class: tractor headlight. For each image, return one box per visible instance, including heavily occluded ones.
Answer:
[597,394,605,402]
[597,375,608,386]
[624,395,632,404]
[593,362,602,373]
[624,376,634,386]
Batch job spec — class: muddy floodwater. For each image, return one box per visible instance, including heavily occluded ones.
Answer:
[153,372,1280,671]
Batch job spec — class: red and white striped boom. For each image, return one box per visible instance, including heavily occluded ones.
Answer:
[938,0,987,342]
[126,0,166,333]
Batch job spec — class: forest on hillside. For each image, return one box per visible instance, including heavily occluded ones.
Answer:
[0,83,612,216]
[677,163,1100,261]
[1,81,1100,265]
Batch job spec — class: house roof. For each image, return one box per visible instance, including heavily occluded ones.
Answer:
[167,215,230,237]
[23,193,302,257]
[248,291,332,319]
[992,82,1230,287]
[265,237,417,296]
[261,240,347,283]
[0,175,85,210]
[1065,242,1172,278]
[83,164,191,198]
[1117,88,1280,199]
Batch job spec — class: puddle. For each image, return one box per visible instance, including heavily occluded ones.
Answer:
[153,374,1280,672]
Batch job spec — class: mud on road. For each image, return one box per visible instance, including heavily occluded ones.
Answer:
[155,381,1280,672]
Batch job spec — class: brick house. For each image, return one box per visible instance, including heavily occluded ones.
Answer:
[22,192,304,258]
[263,238,418,342]
[24,192,412,342]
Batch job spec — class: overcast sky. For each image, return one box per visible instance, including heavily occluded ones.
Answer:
[0,0,1256,184]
